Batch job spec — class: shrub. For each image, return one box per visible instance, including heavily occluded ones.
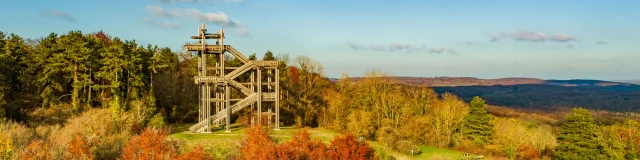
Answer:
[0,119,35,159]
[45,109,135,158]
[375,147,395,160]
[347,110,375,139]
[148,113,166,128]
[396,140,420,155]
[376,127,399,149]
[69,133,97,160]
[121,127,177,160]
[327,133,376,160]
[0,131,12,159]
[28,103,74,126]
[239,125,277,160]
[277,129,327,159]
[207,142,241,160]
[21,140,49,160]
[517,144,540,160]
[176,145,213,160]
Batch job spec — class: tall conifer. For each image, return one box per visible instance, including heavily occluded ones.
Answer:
[462,96,494,145]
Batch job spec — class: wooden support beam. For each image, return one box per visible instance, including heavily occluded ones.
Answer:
[210,98,248,102]
[206,67,240,70]
[238,82,276,85]
[190,33,222,39]
[184,44,223,54]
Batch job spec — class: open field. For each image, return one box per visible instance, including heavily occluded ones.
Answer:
[170,123,477,160]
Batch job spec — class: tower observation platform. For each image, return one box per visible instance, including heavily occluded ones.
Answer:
[186,22,281,133]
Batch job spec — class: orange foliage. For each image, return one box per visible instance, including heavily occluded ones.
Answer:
[240,126,376,160]
[239,125,278,160]
[176,145,213,160]
[69,133,95,160]
[277,129,327,159]
[288,67,300,85]
[327,134,376,160]
[516,144,540,160]
[120,128,177,160]
[22,140,48,160]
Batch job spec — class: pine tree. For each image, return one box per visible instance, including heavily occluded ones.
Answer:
[263,51,275,61]
[35,33,64,108]
[1,33,29,101]
[96,38,127,116]
[462,96,494,145]
[555,108,607,159]
[0,32,6,117]
[58,31,93,112]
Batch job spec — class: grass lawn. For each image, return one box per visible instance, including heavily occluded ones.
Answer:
[170,123,478,160]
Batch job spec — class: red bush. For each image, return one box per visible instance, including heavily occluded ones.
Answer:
[239,125,278,160]
[69,133,95,159]
[516,144,540,160]
[176,145,213,160]
[22,140,48,160]
[120,128,177,160]
[327,134,376,160]
[277,129,327,159]
[240,126,376,160]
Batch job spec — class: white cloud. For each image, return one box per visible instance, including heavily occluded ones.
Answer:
[491,30,579,43]
[141,18,180,29]
[39,10,77,23]
[595,41,609,45]
[145,6,178,17]
[348,43,456,54]
[488,34,500,42]
[145,6,242,28]
[549,33,577,42]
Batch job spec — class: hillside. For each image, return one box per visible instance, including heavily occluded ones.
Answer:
[332,77,640,112]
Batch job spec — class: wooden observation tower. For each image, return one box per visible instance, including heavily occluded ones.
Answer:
[186,22,281,133]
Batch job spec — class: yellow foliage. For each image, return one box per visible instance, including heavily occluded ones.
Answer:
[0,132,12,159]
[492,118,556,159]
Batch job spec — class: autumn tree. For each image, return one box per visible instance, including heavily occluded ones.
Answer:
[283,56,328,127]
[462,96,494,145]
[492,118,556,159]
[327,134,376,160]
[431,93,468,148]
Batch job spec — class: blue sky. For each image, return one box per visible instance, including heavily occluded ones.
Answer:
[1,0,639,80]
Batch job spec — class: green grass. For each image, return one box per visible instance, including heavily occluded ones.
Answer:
[170,123,477,160]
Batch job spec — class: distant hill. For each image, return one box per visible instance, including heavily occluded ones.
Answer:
[334,76,637,88]
[333,77,640,112]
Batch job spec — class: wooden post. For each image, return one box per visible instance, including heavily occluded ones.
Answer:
[200,22,208,132]
[225,83,231,132]
[268,109,272,128]
[205,85,210,132]
[221,29,231,133]
[275,68,280,130]
[257,66,262,126]
[250,71,255,127]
